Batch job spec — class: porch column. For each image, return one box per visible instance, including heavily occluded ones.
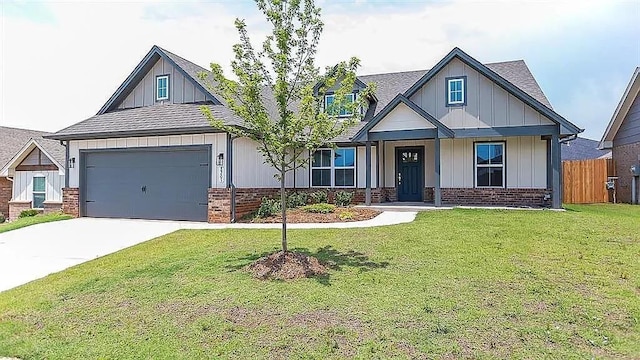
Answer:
[551,133,561,209]
[365,141,372,205]
[546,138,552,190]
[434,137,442,207]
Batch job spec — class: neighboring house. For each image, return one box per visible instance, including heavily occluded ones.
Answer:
[600,67,640,204]
[562,137,611,161]
[0,127,66,220]
[46,46,582,223]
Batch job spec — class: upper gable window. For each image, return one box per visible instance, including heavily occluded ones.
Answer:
[446,77,466,106]
[156,75,169,101]
[325,93,355,117]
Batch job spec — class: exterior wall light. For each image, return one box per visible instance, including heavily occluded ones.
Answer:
[217,153,224,166]
[68,157,76,169]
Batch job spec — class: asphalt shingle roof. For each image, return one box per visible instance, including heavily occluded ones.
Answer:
[0,126,65,169]
[51,103,243,140]
[49,46,556,141]
[561,137,611,161]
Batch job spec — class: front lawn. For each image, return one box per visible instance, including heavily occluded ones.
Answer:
[0,213,72,234]
[0,204,638,359]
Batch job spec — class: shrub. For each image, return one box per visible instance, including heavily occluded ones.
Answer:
[334,191,354,207]
[18,209,39,218]
[310,190,328,204]
[302,203,336,214]
[0,213,5,223]
[338,211,354,221]
[256,197,281,218]
[287,192,308,208]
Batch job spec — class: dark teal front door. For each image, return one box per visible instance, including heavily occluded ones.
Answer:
[396,147,424,202]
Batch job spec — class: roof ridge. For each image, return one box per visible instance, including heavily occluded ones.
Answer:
[357,59,524,78]
[0,125,51,134]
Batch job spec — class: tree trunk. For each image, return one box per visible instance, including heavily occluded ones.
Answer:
[280,167,287,253]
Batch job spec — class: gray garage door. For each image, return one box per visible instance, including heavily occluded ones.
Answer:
[82,146,210,221]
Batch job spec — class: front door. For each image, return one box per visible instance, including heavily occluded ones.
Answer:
[396,147,424,202]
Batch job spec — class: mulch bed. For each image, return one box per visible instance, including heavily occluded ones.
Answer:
[241,207,380,223]
[247,251,328,280]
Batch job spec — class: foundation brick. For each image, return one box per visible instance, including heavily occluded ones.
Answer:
[62,188,80,217]
[612,142,640,203]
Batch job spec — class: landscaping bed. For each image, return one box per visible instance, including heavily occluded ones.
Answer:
[241,206,380,223]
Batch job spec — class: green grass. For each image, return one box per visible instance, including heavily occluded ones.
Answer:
[0,204,639,359]
[0,213,72,234]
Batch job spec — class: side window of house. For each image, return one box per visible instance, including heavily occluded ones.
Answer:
[324,93,355,117]
[446,77,466,106]
[32,176,46,209]
[156,75,169,101]
[311,148,356,187]
[475,143,504,188]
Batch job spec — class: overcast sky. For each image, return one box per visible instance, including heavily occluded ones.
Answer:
[1,0,639,140]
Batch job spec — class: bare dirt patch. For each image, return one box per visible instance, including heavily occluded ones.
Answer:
[246,251,328,280]
[241,207,380,223]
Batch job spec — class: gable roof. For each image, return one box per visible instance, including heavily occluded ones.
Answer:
[0,138,65,177]
[0,126,65,173]
[402,47,581,135]
[599,67,640,149]
[562,137,611,161]
[355,94,455,140]
[97,45,222,115]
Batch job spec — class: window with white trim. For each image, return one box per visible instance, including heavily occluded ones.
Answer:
[32,176,46,209]
[311,148,356,187]
[475,143,504,187]
[156,75,169,101]
[447,77,465,105]
[324,93,355,117]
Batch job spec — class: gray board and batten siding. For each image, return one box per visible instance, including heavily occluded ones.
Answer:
[80,145,211,222]
[614,93,640,147]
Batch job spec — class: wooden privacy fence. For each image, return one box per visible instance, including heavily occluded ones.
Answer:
[563,158,615,204]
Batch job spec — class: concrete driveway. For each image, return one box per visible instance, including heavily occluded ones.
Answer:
[0,218,187,292]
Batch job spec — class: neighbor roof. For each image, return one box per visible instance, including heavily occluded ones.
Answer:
[599,67,640,149]
[562,137,611,161]
[0,126,65,172]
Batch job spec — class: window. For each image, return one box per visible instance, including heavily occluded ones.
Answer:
[475,143,504,188]
[311,148,356,187]
[447,77,465,106]
[156,75,169,101]
[325,93,355,117]
[32,176,46,209]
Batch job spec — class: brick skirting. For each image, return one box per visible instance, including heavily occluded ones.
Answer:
[441,188,550,207]
[62,188,80,217]
[0,178,11,219]
[8,201,32,221]
[207,187,384,223]
[43,201,63,214]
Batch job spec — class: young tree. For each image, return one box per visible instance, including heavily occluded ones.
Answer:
[201,0,374,253]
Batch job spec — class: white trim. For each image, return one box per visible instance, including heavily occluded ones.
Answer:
[474,142,505,188]
[32,175,46,209]
[324,93,355,117]
[156,75,169,101]
[447,78,465,105]
[311,147,356,188]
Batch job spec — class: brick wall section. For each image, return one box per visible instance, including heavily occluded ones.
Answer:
[62,188,80,217]
[207,187,384,223]
[0,177,11,219]
[8,201,32,221]
[612,142,640,203]
[441,188,550,207]
[43,202,63,214]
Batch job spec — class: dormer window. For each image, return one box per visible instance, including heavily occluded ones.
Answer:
[325,93,355,117]
[156,75,169,101]
[446,76,466,106]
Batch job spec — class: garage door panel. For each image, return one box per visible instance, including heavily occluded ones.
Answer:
[83,147,210,221]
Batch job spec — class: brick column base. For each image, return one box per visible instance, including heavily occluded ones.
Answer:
[208,188,232,223]
[43,201,63,214]
[62,188,80,217]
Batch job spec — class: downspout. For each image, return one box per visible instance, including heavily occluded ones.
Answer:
[226,133,237,223]
[62,140,70,188]
[559,134,577,144]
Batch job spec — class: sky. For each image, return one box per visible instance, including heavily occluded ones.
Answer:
[1,0,639,140]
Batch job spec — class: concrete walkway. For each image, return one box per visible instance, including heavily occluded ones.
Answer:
[0,211,416,292]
